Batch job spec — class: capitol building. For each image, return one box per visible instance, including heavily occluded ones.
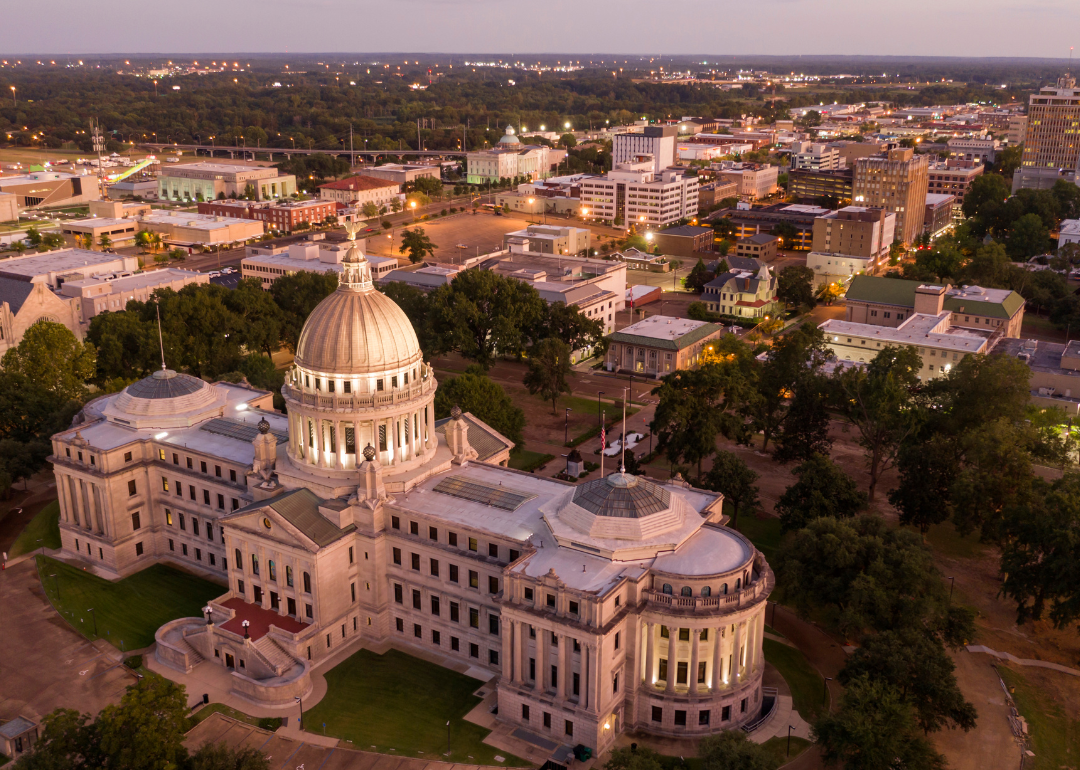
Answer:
[49,235,773,752]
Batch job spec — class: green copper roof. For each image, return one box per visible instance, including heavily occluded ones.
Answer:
[845,275,1023,320]
[608,322,722,351]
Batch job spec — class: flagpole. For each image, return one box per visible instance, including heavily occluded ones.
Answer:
[620,387,628,473]
[600,410,605,478]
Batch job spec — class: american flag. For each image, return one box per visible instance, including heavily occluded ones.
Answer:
[600,424,606,450]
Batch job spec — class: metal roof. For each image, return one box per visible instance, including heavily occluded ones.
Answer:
[572,473,671,518]
[234,488,348,548]
[125,369,206,400]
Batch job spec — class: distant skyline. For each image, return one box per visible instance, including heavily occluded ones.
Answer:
[1,0,1077,59]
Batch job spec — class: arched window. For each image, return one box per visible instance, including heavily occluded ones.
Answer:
[735,577,742,590]
[721,582,728,595]
[268,560,277,581]
[701,586,711,597]
[251,554,259,576]
[680,586,693,597]
[662,583,673,595]
[286,565,294,587]
[234,548,241,570]
[303,571,312,593]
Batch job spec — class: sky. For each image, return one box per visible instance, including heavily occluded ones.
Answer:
[1,0,1077,59]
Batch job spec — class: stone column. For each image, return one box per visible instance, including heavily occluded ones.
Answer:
[665,627,677,693]
[557,635,569,700]
[515,621,526,685]
[689,628,701,695]
[72,479,86,529]
[583,642,592,709]
[644,622,656,685]
[539,627,549,691]
[409,411,418,459]
[333,420,343,468]
[710,624,722,689]
[502,617,514,682]
[733,621,743,684]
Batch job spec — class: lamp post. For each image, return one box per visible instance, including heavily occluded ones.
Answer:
[242,619,250,639]
[203,605,213,625]
[410,200,417,222]
[295,695,304,730]
[787,724,795,757]
[88,607,98,636]
[947,576,955,603]
[565,408,572,445]
[823,677,832,704]
[446,720,450,756]
[10,86,15,106]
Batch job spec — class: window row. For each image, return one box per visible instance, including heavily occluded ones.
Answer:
[163,508,224,543]
[162,476,240,511]
[393,583,500,633]
[395,617,498,665]
[391,517,519,563]
[392,548,500,594]
[165,452,240,484]
[649,702,745,726]
[237,578,314,619]
[236,549,313,593]
[659,581,740,597]
[167,538,226,570]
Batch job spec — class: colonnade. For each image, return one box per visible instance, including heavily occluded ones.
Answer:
[291,404,435,470]
[640,611,765,694]
[57,471,108,535]
[503,619,600,710]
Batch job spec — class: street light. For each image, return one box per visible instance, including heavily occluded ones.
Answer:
[410,200,417,221]
[823,677,833,703]
[295,696,304,730]
[88,607,98,636]
[9,86,14,107]
[947,576,955,603]
[203,605,213,625]
[787,725,795,757]
[564,408,572,445]
[242,619,250,639]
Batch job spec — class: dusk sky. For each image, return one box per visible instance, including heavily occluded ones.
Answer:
[1,0,1077,58]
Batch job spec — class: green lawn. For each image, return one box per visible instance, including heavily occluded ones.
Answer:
[760,736,812,766]
[10,500,61,557]
[732,511,784,562]
[192,703,281,732]
[763,638,829,721]
[36,556,224,651]
[923,520,986,561]
[998,666,1080,770]
[556,394,640,418]
[507,448,555,473]
[304,648,528,765]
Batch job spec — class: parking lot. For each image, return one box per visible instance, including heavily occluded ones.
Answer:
[364,212,529,263]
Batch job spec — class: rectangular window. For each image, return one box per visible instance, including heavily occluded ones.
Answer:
[565,720,573,737]
[448,532,458,547]
[394,584,403,603]
[569,600,578,615]
[412,589,421,610]
[451,636,460,651]
[488,543,498,558]
[613,672,619,693]
[432,630,441,646]
[410,521,419,535]
[127,480,137,496]
[192,518,200,537]
[430,558,439,577]
[195,548,202,561]
[414,624,422,639]
[187,457,193,469]
[175,481,182,497]
[488,576,499,594]
[396,618,404,633]
[135,542,144,556]
[469,608,479,628]
[391,516,400,530]
[722,705,731,721]
[161,477,169,492]
[547,594,556,609]
[450,602,460,622]
[429,526,438,541]
[651,706,663,723]
[230,469,237,482]
[544,712,551,729]
[215,465,221,477]
[699,709,710,725]
[411,553,420,571]
[201,461,207,474]
[237,579,245,596]
[306,603,313,619]
[351,583,356,602]
[677,661,688,685]
[182,544,188,556]
[468,537,478,552]
[449,564,459,583]
[349,546,354,564]
[524,587,534,602]
[489,614,499,635]
[469,570,479,589]
[393,547,402,565]
[131,511,141,531]
[510,549,520,562]
[573,672,580,696]
[431,596,440,616]
[522,705,530,722]
[168,539,174,551]
[304,572,311,593]
[469,643,479,659]
[674,710,686,727]
[203,490,210,505]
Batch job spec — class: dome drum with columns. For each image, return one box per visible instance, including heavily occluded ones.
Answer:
[281,236,439,479]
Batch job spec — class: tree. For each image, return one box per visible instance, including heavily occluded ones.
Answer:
[774,516,951,638]
[523,338,573,415]
[746,324,828,453]
[434,365,525,446]
[12,708,101,769]
[959,241,1012,288]
[534,301,604,357]
[270,270,339,352]
[776,454,867,532]
[840,628,977,734]
[398,227,437,263]
[226,278,285,359]
[1007,212,1051,259]
[888,434,958,535]
[2,320,96,403]
[702,451,759,529]
[361,201,380,218]
[772,221,799,249]
[961,173,1010,219]
[187,743,271,770]
[603,746,663,770]
[698,731,773,770]
[40,232,65,251]
[559,133,577,149]
[381,281,438,359]
[94,676,191,770]
[776,265,816,309]
[684,259,711,293]
[25,226,42,246]
[97,233,112,251]
[772,371,833,463]
[428,270,546,368]
[1000,473,1080,630]
[831,344,924,501]
[813,676,948,770]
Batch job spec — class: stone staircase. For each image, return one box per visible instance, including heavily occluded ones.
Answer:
[180,637,205,666]
[252,635,294,675]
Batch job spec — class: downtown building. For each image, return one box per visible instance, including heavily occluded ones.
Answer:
[48,240,772,751]
[579,158,699,228]
[1014,75,1080,191]
[852,148,929,246]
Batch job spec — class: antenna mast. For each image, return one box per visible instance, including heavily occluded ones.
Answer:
[620,387,628,473]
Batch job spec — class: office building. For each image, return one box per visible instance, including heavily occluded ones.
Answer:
[852,149,930,246]
[1014,75,1080,190]
[652,225,715,258]
[843,275,1025,338]
[60,269,209,327]
[788,167,854,204]
[946,137,999,164]
[579,160,699,228]
[606,316,725,376]
[711,204,831,251]
[702,264,780,319]
[806,206,896,284]
[924,194,955,238]
[736,234,778,262]
[1007,115,1028,146]
[0,192,20,221]
[198,199,338,232]
[927,162,983,218]
[0,170,101,209]
[1059,219,1080,248]
[242,241,396,289]
[612,126,678,173]
[790,143,843,171]
[138,211,266,247]
[157,163,296,202]
[355,164,440,185]
[317,176,402,208]
[502,224,592,256]
[0,249,140,354]
[467,127,555,185]
[713,163,779,200]
[697,180,739,209]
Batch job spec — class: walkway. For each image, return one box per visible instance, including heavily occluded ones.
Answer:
[186,712,515,770]
[966,645,1080,676]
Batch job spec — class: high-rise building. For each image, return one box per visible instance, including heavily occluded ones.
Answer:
[1013,75,1080,190]
[612,126,678,173]
[852,149,929,246]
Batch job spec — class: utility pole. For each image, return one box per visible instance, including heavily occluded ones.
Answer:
[350,123,354,168]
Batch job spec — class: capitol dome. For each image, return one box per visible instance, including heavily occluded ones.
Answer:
[294,283,423,377]
[498,125,522,146]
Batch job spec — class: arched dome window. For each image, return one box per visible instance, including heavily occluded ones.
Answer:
[662,583,673,595]
[701,586,711,597]
[721,582,728,595]
[735,577,742,590]
[680,586,692,597]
